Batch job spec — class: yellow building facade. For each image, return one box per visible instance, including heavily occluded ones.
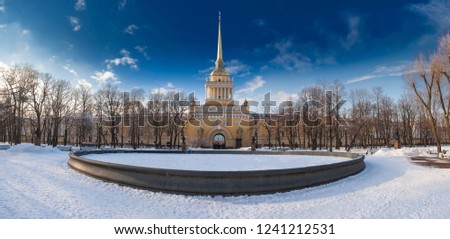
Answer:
[184,14,272,149]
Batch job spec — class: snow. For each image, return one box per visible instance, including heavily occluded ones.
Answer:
[2,144,450,218]
[6,144,61,154]
[83,153,350,171]
[373,147,431,157]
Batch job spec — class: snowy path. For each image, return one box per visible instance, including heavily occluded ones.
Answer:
[1,146,450,218]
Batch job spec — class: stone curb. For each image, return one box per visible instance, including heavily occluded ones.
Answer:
[68,150,365,196]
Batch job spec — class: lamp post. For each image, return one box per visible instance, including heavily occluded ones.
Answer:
[254,120,259,149]
[181,127,187,151]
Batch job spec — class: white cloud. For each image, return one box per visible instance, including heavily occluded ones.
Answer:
[124,24,138,35]
[69,16,81,31]
[151,82,177,95]
[271,38,312,71]
[74,0,86,11]
[0,61,8,69]
[341,15,360,50]
[105,49,139,70]
[0,22,95,88]
[63,64,78,77]
[134,45,150,60]
[75,79,92,90]
[91,70,120,84]
[274,90,297,103]
[0,24,6,31]
[410,0,450,32]
[236,76,266,94]
[118,0,127,10]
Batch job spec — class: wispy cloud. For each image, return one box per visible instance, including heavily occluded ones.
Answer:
[271,38,312,71]
[118,0,127,10]
[199,59,250,77]
[0,24,6,31]
[105,49,138,70]
[151,82,177,94]
[410,0,450,32]
[347,75,379,84]
[0,0,5,13]
[225,59,251,77]
[124,24,138,35]
[74,0,86,11]
[341,15,360,50]
[347,62,410,84]
[91,70,120,84]
[69,16,81,31]
[134,46,150,60]
[253,19,266,27]
[63,64,78,77]
[236,76,266,94]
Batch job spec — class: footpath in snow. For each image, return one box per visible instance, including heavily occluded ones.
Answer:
[1,144,450,219]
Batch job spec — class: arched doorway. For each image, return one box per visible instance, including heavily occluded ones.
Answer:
[213,134,226,149]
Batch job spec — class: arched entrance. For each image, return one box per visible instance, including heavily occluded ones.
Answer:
[213,134,226,149]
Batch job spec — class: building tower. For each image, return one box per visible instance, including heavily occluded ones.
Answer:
[205,12,234,106]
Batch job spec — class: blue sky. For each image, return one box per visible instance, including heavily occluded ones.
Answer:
[0,0,449,103]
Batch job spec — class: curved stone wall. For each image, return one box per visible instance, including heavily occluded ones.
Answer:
[68,150,365,196]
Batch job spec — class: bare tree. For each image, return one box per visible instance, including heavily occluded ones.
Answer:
[298,85,323,150]
[73,84,94,146]
[398,93,417,147]
[331,80,347,150]
[124,88,145,149]
[148,90,167,148]
[29,72,51,145]
[49,79,72,147]
[379,95,395,148]
[166,91,190,149]
[405,54,442,153]
[96,83,122,148]
[1,64,39,144]
[346,89,373,151]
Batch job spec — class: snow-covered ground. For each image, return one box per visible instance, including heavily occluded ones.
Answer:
[1,144,450,219]
[84,153,349,171]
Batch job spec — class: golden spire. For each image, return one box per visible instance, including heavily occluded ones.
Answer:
[217,11,223,61]
[211,11,228,76]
